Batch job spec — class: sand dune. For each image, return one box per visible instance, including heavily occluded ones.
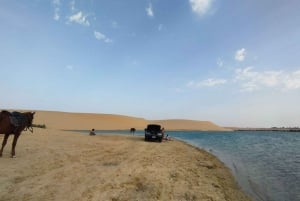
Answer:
[34,111,147,130]
[30,110,229,131]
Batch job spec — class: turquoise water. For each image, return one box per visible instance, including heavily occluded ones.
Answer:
[79,130,300,201]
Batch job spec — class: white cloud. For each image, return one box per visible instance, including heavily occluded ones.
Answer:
[52,0,60,21]
[94,31,113,43]
[189,0,212,16]
[68,11,90,26]
[217,58,224,67]
[187,78,227,88]
[146,3,154,17]
[186,67,300,92]
[235,67,300,91]
[284,70,300,89]
[235,48,246,62]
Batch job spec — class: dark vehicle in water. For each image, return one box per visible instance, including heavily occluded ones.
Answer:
[144,124,163,142]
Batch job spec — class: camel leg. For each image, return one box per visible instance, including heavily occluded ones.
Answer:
[11,134,20,158]
[0,134,9,157]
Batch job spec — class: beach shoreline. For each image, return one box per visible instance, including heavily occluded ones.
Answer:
[0,128,251,201]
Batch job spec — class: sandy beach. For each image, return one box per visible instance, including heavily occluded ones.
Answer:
[0,111,250,201]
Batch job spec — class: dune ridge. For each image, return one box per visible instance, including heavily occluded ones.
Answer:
[28,110,230,131]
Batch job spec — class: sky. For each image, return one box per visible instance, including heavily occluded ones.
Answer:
[1,0,300,127]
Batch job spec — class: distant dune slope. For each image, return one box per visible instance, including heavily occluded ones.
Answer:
[150,119,231,131]
[2,110,229,131]
[34,111,148,130]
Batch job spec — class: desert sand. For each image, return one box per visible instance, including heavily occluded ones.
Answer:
[0,128,251,201]
[0,110,250,201]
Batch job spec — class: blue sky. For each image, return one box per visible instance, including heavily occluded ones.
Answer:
[1,0,300,127]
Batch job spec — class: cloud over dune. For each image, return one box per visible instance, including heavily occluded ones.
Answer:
[235,67,300,91]
[186,67,300,92]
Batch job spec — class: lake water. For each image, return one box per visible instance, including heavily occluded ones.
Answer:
[79,130,300,201]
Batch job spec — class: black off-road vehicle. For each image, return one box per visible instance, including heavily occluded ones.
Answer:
[144,124,163,142]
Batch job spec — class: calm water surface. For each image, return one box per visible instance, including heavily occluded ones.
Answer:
[80,130,300,201]
[172,131,300,201]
